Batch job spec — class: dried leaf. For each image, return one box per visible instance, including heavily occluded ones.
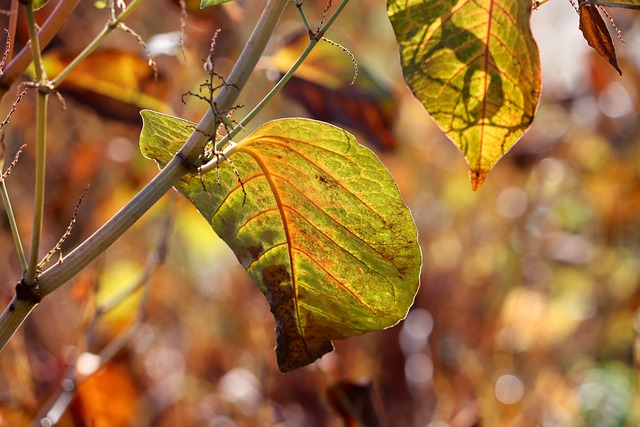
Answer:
[581,0,640,8]
[579,3,622,75]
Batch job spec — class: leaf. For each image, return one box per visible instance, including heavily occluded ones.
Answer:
[579,3,622,75]
[139,111,421,372]
[387,0,541,190]
[32,49,172,121]
[70,363,139,426]
[33,0,50,11]
[200,0,233,8]
[581,0,640,8]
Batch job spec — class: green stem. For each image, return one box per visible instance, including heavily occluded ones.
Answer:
[0,0,291,351]
[293,1,312,33]
[23,0,50,286]
[314,0,350,40]
[204,0,351,172]
[23,2,45,83]
[49,0,145,88]
[25,92,48,285]
[0,179,27,272]
[207,38,318,165]
[0,179,26,271]
[177,0,289,165]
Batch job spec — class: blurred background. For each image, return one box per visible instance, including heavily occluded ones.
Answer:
[0,0,639,425]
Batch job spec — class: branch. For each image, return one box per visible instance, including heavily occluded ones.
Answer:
[0,0,81,101]
[0,0,291,351]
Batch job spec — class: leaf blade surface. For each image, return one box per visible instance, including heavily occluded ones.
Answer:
[140,112,422,371]
[387,0,541,189]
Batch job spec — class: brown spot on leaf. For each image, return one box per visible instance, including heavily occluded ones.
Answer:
[261,264,333,372]
[316,173,338,190]
[247,244,263,260]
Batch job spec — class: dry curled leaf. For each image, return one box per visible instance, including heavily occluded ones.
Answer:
[579,3,622,75]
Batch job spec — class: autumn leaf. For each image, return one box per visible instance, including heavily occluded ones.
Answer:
[139,111,421,372]
[387,0,541,190]
[581,0,640,7]
[70,363,140,427]
[271,33,398,152]
[33,50,172,121]
[579,2,622,75]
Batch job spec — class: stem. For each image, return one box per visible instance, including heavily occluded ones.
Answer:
[0,0,80,100]
[177,0,289,165]
[49,0,145,88]
[314,0,350,39]
[0,179,27,272]
[293,1,312,33]
[6,0,19,62]
[23,2,45,83]
[23,0,50,285]
[203,0,352,172]
[206,38,318,167]
[0,0,291,351]
[25,92,48,285]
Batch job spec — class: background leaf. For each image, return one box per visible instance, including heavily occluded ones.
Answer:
[33,49,172,121]
[579,3,622,75]
[33,0,50,11]
[270,33,398,152]
[200,0,233,8]
[139,111,421,372]
[387,0,541,190]
[582,0,640,8]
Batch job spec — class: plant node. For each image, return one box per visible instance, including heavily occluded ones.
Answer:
[15,278,41,303]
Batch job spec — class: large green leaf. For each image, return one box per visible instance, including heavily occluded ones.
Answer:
[387,0,541,190]
[139,111,421,372]
[582,0,640,8]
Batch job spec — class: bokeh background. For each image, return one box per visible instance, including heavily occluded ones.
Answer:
[1,0,640,425]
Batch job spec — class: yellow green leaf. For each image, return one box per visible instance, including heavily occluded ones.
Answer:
[200,0,233,8]
[387,0,541,190]
[139,111,422,372]
[33,0,50,11]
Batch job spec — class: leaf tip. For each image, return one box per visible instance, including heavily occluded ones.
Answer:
[470,168,488,191]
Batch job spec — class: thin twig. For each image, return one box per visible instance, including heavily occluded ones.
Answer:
[38,186,90,269]
[321,37,358,85]
[117,22,158,80]
[1,143,25,181]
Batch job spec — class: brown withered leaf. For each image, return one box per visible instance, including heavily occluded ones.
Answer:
[579,3,622,75]
[37,50,172,121]
[273,33,397,152]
